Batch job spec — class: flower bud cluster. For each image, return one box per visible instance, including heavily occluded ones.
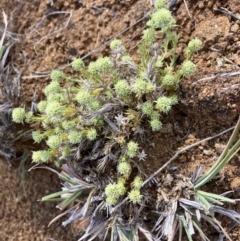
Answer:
[88,56,113,75]
[12,107,26,123]
[105,179,127,205]
[179,60,196,77]
[142,28,156,45]
[132,78,154,97]
[141,101,154,116]
[147,8,176,32]
[186,38,202,57]
[110,39,126,54]
[127,141,139,158]
[32,150,53,163]
[114,79,131,97]
[155,95,178,114]
[117,161,131,176]
[50,70,65,82]
[128,188,143,204]
[71,58,84,71]
[154,0,167,9]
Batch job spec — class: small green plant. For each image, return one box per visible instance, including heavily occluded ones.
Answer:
[12,1,204,240]
[12,0,201,191]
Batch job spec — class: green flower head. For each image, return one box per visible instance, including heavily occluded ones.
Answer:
[142,28,156,45]
[40,150,52,163]
[117,161,131,175]
[116,182,126,196]
[141,101,154,116]
[68,130,83,144]
[62,119,77,131]
[12,107,26,123]
[187,38,202,54]
[25,111,34,123]
[179,60,196,77]
[32,131,43,143]
[155,56,164,68]
[45,101,63,118]
[114,79,131,97]
[132,176,143,190]
[75,89,92,105]
[110,39,125,51]
[162,73,177,87]
[128,189,142,204]
[105,196,118,205]
[32,151,42,163]
[150,118,162,131]
[88,100,101,111]
[155,96,174,113]
[121,55,133,63]
[117,177,126,185]
[132,78,154,97]
[88,57,113,74]
[47,93,66,103]
[147,8,176,32]
[46,135,62,149]
[105,183,119,196]
[71,58,84,71]
[127,141,139,158]
[44,81,62,96]
[37,100,47,113]
[86,128,97,141]
[50,70,65,82]
[150,111,160,120]
[154,0,168,9]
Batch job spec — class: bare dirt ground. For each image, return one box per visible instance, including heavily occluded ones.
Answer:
[0,0,240,240]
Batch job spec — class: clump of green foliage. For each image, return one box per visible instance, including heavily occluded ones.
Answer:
[12,0,206,240]
[12,0,201,203]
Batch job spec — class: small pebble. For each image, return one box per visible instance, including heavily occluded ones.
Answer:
[230,24,239,33]
[215,143,225,154]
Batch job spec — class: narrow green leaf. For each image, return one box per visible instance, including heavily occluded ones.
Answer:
[42,189,70,201]
[0,46,4,59]
[197,190,235,204]
[178,218,183,241]
[42,198,65,202]
[110,225,115,241]
[117,226,130,241]
[179,215,193,241]
[192,220,210,241]
[59,173,79,185]
[57,190,82,209]
[130,227,139,241]
[195,119,240,188]
[195,193,211,213]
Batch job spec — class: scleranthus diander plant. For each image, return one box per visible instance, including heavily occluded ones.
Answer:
[11,0,201,206]
[12,1,205,240]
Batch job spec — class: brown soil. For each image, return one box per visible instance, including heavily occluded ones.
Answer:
[0,0,240,240]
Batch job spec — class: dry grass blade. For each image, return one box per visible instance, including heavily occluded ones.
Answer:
[0,10,8,52]
[137,225,154,241]
[183,0,192,19]
[143,125,235,186]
